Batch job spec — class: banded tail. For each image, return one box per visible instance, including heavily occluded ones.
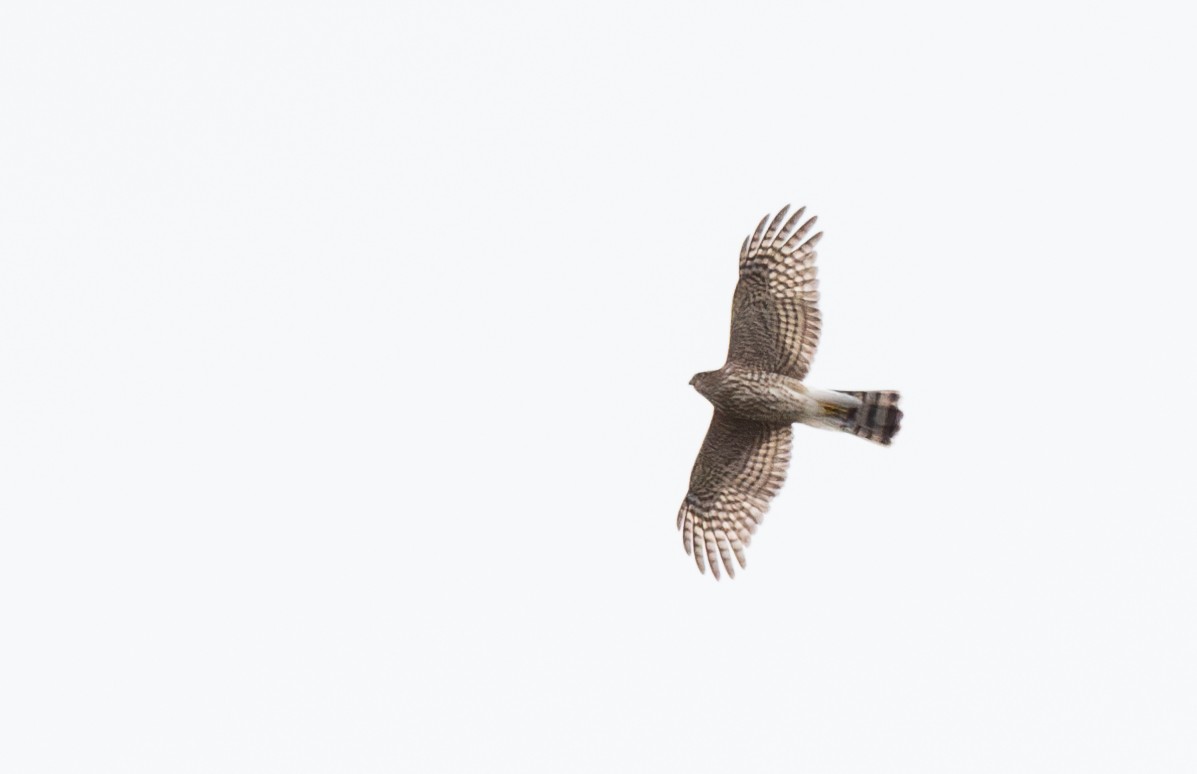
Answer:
[833,390,902,445]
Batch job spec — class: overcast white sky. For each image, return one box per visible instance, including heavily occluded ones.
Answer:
[3,2,1196,772]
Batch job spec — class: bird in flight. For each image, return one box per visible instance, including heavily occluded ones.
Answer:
[678,205,902,579]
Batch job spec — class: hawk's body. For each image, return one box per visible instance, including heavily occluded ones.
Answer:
[690,366,856,426]
[678,205,902,579]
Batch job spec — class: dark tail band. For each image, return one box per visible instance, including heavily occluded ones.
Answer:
[837,390,902,445]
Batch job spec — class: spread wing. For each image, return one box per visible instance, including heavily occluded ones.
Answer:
[726,205,823,380]
[677,411,793,579]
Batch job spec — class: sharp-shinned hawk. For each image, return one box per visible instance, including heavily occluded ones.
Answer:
[678,205,902,579]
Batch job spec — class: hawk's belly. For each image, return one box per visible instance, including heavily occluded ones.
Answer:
[707,371,820,424]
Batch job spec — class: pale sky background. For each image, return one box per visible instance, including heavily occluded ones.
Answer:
[3,2,1196,772]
